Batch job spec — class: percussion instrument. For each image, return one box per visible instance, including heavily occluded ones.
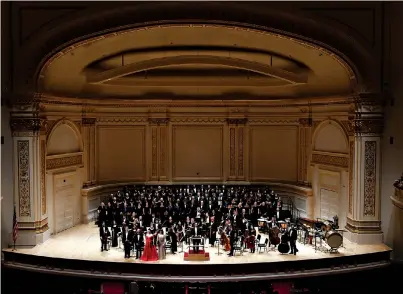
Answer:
[278,221,288,230]
[324,230,343,249]
[257,218,267,227]
[278,242,290,254]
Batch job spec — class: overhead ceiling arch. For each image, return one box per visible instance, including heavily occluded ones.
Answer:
[11,2,377,99]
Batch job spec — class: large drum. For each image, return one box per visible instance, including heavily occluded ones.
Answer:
[325,230,343,249]
[278,242,290,254]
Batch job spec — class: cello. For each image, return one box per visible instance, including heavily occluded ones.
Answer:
[219,227,231,251]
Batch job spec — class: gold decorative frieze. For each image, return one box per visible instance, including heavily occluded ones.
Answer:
[311,152,348,168]
[149,118,169,125]
[248,119,299,125]
[40,140,46,215]
[170,117,226,123]
[151,127,157,177]
[229,128,236,177]
[238,127,244,177]
[298,118,312,127]
[96,117,147,124]
[82,117,97,125]
[363,141,376,216]
[17,140,31,217]
[227,118,248,125]
[349,141,354,214]
[46,154,83,170]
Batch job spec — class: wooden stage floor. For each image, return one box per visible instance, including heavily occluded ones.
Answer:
[4,223,390,265]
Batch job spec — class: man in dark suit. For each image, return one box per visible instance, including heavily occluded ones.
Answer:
[191,223,201,253]
[228,225,238,257]
[99,222,110,252]
[289,225,298,255]
[133,229,144,259]
[122,226,133,258]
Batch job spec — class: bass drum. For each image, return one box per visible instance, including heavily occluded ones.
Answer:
[325,230,343,248]
[278,242,290,254]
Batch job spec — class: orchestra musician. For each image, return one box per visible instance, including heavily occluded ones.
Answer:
[99,222,110,252]
[289,225,298,255]
[228,225,237,257]
[168,227,178,254]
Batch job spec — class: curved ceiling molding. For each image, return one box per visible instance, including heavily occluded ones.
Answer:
[87,55,308,84]
[38,24,355,100]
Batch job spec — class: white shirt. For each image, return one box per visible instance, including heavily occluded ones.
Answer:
[195,228,198,236]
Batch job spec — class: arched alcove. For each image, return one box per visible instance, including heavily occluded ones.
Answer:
[313,120,349,154]
[47,120,83,155]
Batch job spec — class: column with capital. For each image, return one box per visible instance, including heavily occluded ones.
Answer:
[10,108,50,246]
[346,95,384,244]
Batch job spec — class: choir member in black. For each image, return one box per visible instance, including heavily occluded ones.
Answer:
[99,222,110,252]
[191,223,201,253]
[122,226,133,258]
[228,225,237,257]
[289,225,298,255]
[133,229,144,259]
[168,227,178,254]
[97,203,106,227]
[111,220,120,247]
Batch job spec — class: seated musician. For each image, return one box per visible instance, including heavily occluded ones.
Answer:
[191,223,202,253]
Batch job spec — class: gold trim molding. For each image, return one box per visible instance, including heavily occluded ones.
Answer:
[363,141,376,216]
[311,152,348,168]
[17,140,31,217]
[46,153,83,170]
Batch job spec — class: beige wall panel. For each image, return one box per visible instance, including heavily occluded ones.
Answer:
[172,125,223,180]
[97,126,146,182]
[249,126,298,181]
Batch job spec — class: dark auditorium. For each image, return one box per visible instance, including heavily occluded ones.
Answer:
[2,1,403,294]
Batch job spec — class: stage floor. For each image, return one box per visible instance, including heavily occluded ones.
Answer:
[3,223,391,265]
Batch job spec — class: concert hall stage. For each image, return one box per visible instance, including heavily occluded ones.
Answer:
[2,224,391,282]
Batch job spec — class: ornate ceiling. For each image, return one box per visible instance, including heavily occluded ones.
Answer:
[38,24,356,100]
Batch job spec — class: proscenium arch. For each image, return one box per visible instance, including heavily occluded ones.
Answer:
[88,55,308,84]
[46,119,84,154]
[12,2,375,94]
[312,119,349,153]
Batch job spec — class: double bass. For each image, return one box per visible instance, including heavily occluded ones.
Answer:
[268,226,280,247]
[219,227,231,251]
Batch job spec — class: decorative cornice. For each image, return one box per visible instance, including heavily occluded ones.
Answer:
[227,118,248,125]
[249,119,300,124]
[148,118,170,125]
[298,118,312,127]
[82,117,97,126]
[351,118,384,136]
[10,117,47,133]
[311,153,348,168]
[46,154,83,170]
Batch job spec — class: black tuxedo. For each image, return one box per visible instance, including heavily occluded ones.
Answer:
[122,230,134,258]
[133,233,144,259]
[99,226,110,251]
[229,229,238,256]
[289,228,298,255]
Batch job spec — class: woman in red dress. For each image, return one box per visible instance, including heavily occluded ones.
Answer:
[141,229,158,261]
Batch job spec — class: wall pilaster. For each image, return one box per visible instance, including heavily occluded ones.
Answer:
[345,94,384,244]
[149,118,169,182]
[10,109,50,246]
[298,118,312,185]
[227,118,248,182]
[82,118,96,186]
